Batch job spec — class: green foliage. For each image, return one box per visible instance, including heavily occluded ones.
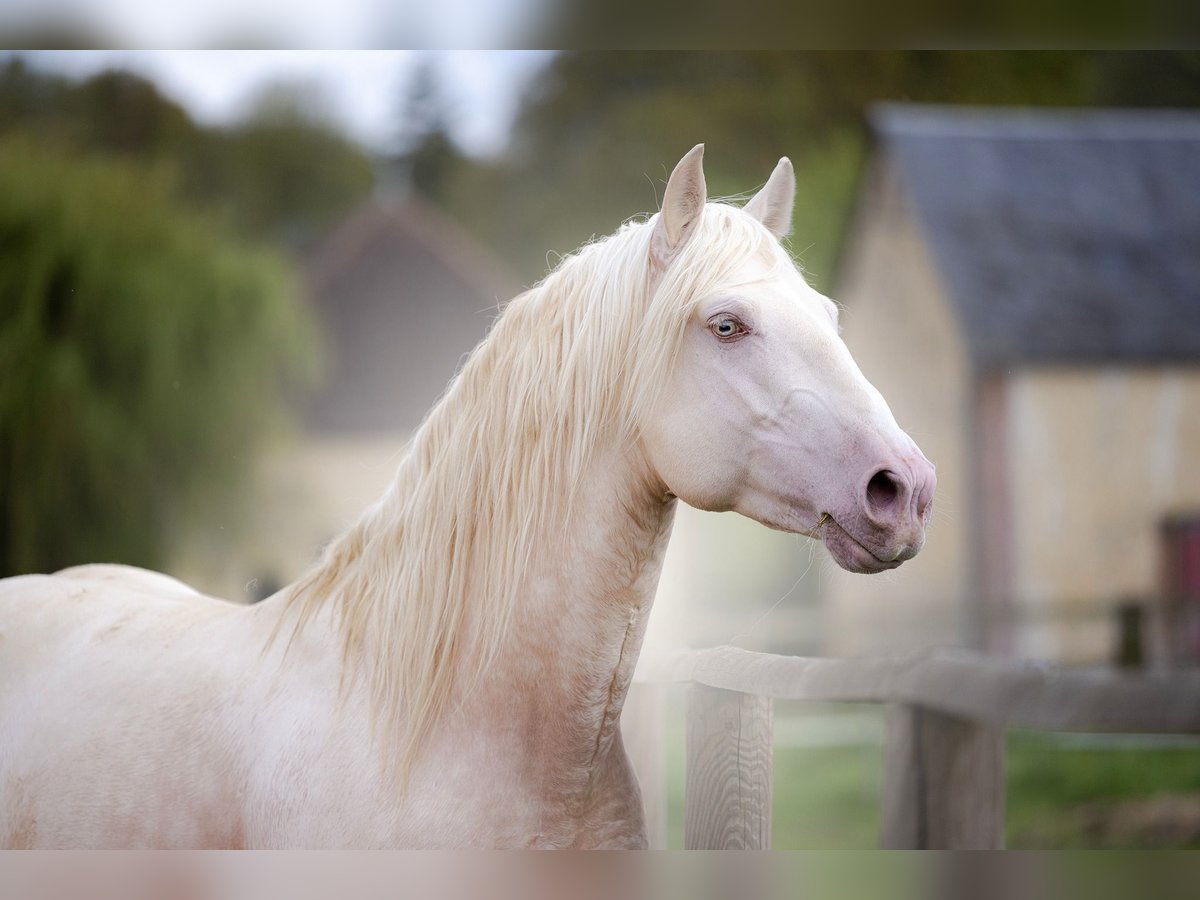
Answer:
[392,56,467,202]
[194,99,377,249]
[0,60,365,577]
[405,127,464,204]
[0,138,317,577]
[0,59,375,249]
[1006,731,1200,848]
[422,51,1200,294]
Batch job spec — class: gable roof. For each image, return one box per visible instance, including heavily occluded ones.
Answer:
[872,104,1200,370]
[303,197,522,433]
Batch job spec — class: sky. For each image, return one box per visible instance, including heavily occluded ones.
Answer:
[0,0,549,48]
[17,51,556,157]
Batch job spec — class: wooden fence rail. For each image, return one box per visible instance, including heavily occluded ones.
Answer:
[627,646,1200,849]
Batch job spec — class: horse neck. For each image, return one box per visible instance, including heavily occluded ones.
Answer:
[473,437,676,778]
[271,251,679,800]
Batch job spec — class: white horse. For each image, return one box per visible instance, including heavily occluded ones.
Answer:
[0,146,934,848]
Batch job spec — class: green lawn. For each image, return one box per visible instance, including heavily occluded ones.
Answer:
[663,701,1200,848]
[1006,731,1200,847]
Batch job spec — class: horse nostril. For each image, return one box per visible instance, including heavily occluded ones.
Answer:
[866,469,901,512]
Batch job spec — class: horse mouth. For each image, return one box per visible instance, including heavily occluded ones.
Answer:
[820,516,903,575]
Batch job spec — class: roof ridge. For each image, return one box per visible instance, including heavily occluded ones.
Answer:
[871,103,1200,141]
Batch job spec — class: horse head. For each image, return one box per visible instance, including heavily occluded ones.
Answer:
[641,144,936,574]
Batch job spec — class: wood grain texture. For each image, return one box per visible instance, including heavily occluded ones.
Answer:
[639,644,1199,850]
[684,685,773,849]
[636,645,1200,733]
[880,703,1006,849]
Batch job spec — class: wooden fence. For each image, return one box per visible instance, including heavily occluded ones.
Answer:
[624,646,1200,849]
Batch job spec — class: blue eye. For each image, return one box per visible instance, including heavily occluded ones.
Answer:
[710,316,747,339]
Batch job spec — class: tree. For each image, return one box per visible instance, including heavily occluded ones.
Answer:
[430,52,1200,291]
[389,55,465,204]
[0,138,317,577]
[0,59,375,251]
[209,85,377,250]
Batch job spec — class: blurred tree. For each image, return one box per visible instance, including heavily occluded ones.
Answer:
[393,55,443,154]
[429,51,1200,292]
[0,58,374,251]
[61,69,201,160]
[0,57,70,131]
[204,84,376,249]
[405,126,463,205]
[1091,51,1200,108]
[389,56,466,204]
[0,138,317,577]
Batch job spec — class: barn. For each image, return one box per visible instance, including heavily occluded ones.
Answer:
[825,104,1200,665]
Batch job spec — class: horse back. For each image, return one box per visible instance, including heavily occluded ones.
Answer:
[0,566,255,848]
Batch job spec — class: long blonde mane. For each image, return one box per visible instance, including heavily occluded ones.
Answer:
[281,203,779,780]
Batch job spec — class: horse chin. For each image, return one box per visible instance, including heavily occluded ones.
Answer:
[821,516,904,575]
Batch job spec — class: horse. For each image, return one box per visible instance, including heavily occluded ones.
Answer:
[0,146,935,848]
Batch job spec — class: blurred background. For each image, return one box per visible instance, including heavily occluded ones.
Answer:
[3,50,1200,847]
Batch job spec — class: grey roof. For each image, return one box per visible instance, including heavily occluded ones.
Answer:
[304,198,520,433]
[872,104,1200,370]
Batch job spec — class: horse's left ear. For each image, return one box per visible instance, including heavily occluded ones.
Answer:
[744,157,794,239]
[651,144,707,268]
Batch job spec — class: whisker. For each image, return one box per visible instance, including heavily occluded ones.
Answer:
[727,515,829,648]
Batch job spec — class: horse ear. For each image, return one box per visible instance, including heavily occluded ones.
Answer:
[651,144,707,267]
[744,156,794,239]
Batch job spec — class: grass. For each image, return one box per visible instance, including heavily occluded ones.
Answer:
[662,700,1200,848]
[1006,731,1200,848]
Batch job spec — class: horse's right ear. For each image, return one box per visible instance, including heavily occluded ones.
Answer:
[651,144,707,268]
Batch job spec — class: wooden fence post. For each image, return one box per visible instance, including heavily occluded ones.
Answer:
[880,703,1005,849]
[685,684,773,849]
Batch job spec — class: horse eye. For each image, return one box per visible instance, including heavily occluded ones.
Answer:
[710,316,746,339]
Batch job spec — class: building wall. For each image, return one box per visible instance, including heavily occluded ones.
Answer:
[822,156,973,656]
[1006,368,1200,663]
[173,433,408,602]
